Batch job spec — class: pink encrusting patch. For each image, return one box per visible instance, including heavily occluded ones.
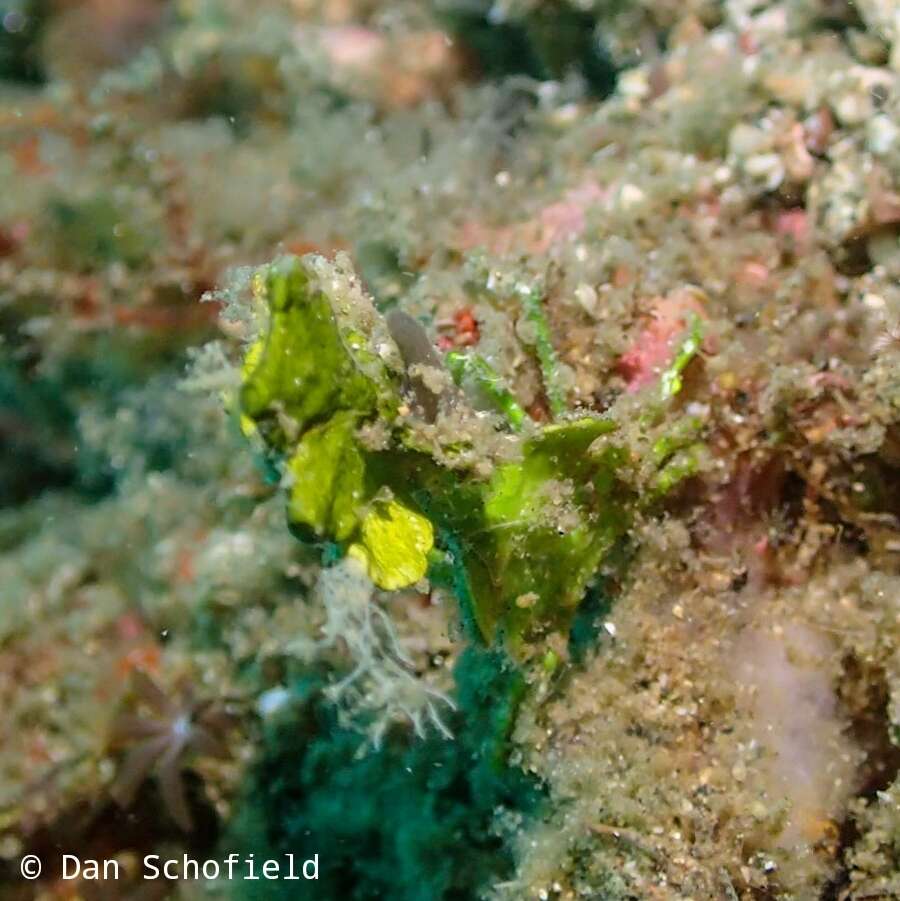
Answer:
[317,25,385,69]
[729,621,857,850]
[775,208,811,248]
[534,181,608,250]
[454,180,608,255]
[616,289,706,392]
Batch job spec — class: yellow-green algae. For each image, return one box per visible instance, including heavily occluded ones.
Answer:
[239,255,636,650]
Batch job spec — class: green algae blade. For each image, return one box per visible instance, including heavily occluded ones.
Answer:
[480,417,628,646]
[285,410,366,542]
[240,257,398,453]
[239,255,633,653]
[349,499,435,590]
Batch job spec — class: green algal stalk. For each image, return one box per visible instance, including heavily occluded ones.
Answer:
[519,288,567,418]
[648,414,708,499]
[660,315,703,401]
[445,350,527,430]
